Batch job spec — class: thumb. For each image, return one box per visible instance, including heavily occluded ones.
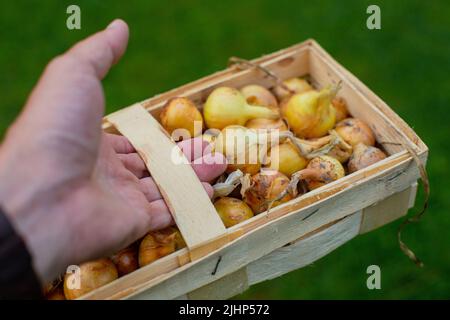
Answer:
[21,19,129,126]
[67,19,129,79]
[7,19,129,177]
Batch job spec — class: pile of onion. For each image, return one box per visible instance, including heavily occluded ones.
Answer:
[53,77,392,300]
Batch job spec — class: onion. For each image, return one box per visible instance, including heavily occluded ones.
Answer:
[266,141,308,177]
[348,143,387,173]
[63,258,118,300]
[241,84,278,110]
[273,77,313,101]
[213,125,264,175]
[138,228,176,267]
[203,87,279,130]
[160,97,203,140]
[335,118,375,146]
[214,197,254,227]
[246,118,288,131]
[312,130,353,163]
[332,97,349,122]
[111,244,139,277]
[301,155,345,190]
[283,85,339,139]
[243,170,293,213]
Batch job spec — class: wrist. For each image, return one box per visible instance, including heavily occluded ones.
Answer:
[0,168,69,284]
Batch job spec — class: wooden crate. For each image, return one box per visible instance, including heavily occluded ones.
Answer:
[84,39,427,300]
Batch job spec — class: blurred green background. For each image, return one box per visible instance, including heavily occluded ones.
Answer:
[0,0,449,299]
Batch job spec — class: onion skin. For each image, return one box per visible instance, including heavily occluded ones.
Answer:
[348,143,387,173]
[111,244,139,277]
[326,144,353,163]
[283,87,337,139]
[138,228,176,267]
[63,258,118,300]
[332,97,349,122]
[244,170,293,213]
[203,87,279,130]
[246,118,288,131]
[160,97,203,140]
[273,78,313,101]
[303,155,345,190]
[241,85,278,110]
[335,118,375,146]
[214,197,254,227]
[267,141,308,177]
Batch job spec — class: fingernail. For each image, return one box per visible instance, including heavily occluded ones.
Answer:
[106,19,121,30]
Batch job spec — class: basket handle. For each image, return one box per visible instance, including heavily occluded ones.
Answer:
[105,104,227,250]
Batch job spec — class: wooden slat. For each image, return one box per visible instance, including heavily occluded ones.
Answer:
[106,104,226,249]
[359,183,417,234]
[185,268,249,300]
[247,211,362,285]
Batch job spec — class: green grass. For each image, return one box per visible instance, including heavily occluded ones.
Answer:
[1,0,449,299]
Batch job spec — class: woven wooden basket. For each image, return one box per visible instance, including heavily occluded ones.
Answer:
[82,39,427,299]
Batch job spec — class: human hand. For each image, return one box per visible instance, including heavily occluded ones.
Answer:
[0,20,226,284]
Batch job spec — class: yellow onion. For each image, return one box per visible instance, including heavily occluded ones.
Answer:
[266,141,308,177]
[332,97,349,122]
[243,170,293,213]
[63,258,118,300]
[301,155,345,190]
[138,228,176,267]
[273,77,313,101]
[348,143,387,173]
[245,118,288,131]
[241,84,278,111]
[283,85,338,139]
[214,197,254,227]
[335,118,375,146]
[213,125,264,175]
[160,97,203,140]
[203,87,279,130]
[111,244,139,277]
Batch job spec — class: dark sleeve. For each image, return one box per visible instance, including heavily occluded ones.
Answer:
[0,207,43,300]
